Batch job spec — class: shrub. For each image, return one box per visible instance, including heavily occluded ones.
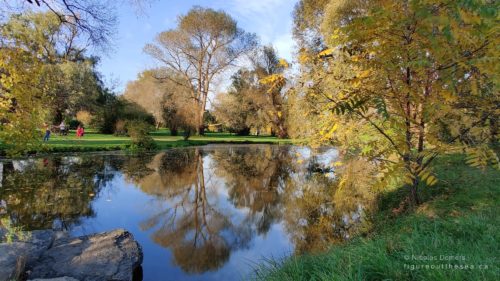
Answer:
[92,92,155,134]
[114,120,127,136]
[76,110,93,127]
[127,120,156,150]
[68,119,82,130]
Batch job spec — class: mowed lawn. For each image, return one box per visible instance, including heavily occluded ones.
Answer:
[42,129,293,152]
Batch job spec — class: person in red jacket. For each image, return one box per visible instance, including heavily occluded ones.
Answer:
[76,125,85,138]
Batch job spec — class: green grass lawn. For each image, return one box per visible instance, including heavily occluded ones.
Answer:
[35,129,293,153]
[255,154,499,281]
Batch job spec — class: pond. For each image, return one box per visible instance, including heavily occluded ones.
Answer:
[0,144,372,281]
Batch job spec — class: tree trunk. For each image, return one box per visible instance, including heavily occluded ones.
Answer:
[183,128,191,140]
[196,109,205,135]
[276,122,288,139]
[409,177,421,206]
[170,127,178,136]
[197,125,205,136]
[237,127,251,136]
[54,110,64,124]
[490,114,498,147]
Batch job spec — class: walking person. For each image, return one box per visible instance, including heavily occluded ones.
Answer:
[43,123,51,142]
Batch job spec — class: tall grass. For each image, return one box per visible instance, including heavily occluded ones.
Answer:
[254,155,499,281]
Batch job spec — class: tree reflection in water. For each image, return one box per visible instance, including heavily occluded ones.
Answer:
[211,145,293,234]
[0,145,379,275]
[133,148,253,273]
[283,153,378,253]
[0,156,117,230]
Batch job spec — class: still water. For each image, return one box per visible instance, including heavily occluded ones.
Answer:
[0,145,370,280]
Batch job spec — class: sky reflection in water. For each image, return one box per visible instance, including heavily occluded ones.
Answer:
[0,144,371,281]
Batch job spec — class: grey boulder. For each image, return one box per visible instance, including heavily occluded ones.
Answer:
[27,229,143,281]
[28,276,78,281]
[0,230,56,281]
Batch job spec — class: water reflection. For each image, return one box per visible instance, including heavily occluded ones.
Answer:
[283,156,377,252]
[133,149,252,273]
[0,145,377,279]
[0,157,111,229]
[212,146,292,235]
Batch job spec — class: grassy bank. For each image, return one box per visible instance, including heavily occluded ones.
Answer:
[0,129,294,155]
[256,155,499,281]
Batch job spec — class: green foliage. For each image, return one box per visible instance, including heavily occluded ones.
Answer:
[68,119,82,130]
[127,120,157,151]
[255,155,500,281]
[92,91,155,134]
[47,60,104,124]
[294,0,500,205]
[0,13,59,156]
[213,70,266,136]
[0,12,110,155]
[0,217,30,243]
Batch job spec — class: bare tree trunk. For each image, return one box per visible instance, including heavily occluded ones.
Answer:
[490,114,498,147]
[277,124,288,139]
[198,89,208,136]
[197,125,205,136]
[193,98,203,136]
[198,108,205,135]
[410,177,421,206]
[183,128,191,140]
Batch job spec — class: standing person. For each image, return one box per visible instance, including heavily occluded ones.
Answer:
[59,120,66,136]
[76,125,83,138]
[43,123,51,142]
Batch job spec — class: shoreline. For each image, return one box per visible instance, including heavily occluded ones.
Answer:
[0,135,297,159]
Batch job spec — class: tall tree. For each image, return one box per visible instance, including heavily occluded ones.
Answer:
[293,0,330,55]
[124,70,168,128]
[310,0,499,205]
[256,46,290,138]
[0,12,67,155]
[144,6,257,135]
[1,12,110,154]
[213,69,268,135]
[2,0,117,50]
[49,59,103,123]
[124,69,195,136]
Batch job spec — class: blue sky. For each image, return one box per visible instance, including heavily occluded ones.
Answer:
[99,0,298,93]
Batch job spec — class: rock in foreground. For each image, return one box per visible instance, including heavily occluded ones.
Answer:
[0,228,142,281]
[27,229,143,281]
[0,230,56,281]
[28,276,78,281]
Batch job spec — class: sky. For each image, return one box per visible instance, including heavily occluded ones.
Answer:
[99,0,299,93]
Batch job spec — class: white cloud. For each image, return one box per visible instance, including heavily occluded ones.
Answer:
[225,0,292,19]
[272,25,295,61]
[219,0,298,60]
